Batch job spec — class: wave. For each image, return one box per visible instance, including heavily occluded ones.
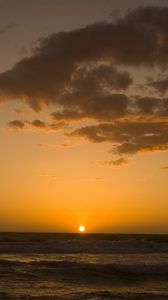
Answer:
[0,291,168,300]
[0,233,168,254]
[1,259,168,281]
[0,234,168,299]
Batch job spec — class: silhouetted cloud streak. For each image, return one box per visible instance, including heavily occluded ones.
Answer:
[69,121,168,155]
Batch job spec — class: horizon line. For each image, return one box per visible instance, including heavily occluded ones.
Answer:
[0,231,168,235]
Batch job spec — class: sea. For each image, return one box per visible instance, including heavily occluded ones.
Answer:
[0,233,168,299]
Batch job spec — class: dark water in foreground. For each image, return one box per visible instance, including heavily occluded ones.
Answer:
[0,233,168,300]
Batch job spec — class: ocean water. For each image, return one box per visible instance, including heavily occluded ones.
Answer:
[0,233,168,299]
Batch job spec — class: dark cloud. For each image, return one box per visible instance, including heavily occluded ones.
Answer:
[7,120,25,129]
[32,119,46,128]
[1,6,168,111]
[72,64,133,91]
[7,119,65,132]
[51,95,168,122]
[135,97,160,115]
[2,6,168,159]
[69,121,168,155]
[51,93,130,122]
[100,158,127,166]
[53,65,132,121]
[149,78,168,94]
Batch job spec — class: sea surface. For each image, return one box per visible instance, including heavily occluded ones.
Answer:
[0,233,168,299]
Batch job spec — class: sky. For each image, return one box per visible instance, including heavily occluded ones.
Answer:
[0,0,168,233]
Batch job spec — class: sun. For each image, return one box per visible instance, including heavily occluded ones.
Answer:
[79,225,86,233]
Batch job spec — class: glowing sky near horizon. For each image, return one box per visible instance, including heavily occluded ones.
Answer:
[0,0,168,233]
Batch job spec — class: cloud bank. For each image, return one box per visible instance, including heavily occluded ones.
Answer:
[1,6,168,159]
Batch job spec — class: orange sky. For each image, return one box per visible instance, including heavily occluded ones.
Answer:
[0,0,168,233]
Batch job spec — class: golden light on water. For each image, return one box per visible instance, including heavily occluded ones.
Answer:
[79,226,86,233]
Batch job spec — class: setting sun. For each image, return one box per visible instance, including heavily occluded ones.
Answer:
[1,2,168,299]
[79,226,86,233]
